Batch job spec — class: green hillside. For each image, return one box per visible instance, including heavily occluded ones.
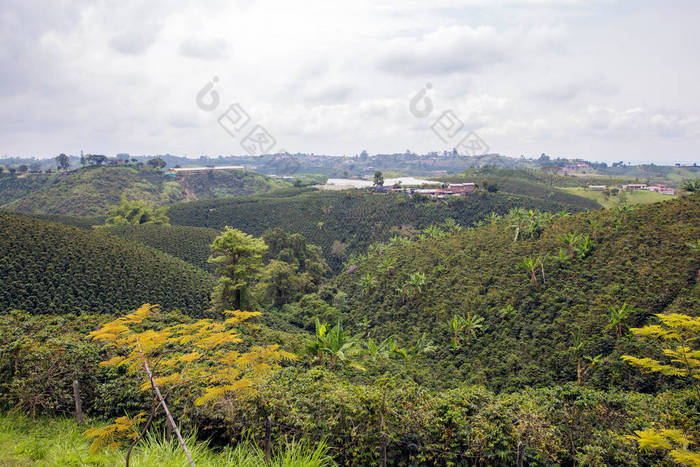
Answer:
[323,194,700,392]
[0,209,102,229]
[562,186,675,208]
[1,166,290,216]
[168,189,593,270]
[175,169,289,200]
[444,172,602,210]
[0,174,53,205]
[0,214,214,315]
[104,224,221,271]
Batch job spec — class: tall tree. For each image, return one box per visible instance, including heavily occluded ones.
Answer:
[86,154,106,166]
[55,153,70,172]
[209,227,268,311]
[147,158,167,170]
[622,313,700,400]
[101,195,169,226]
[622,313,700,464]
[86,304,293,465]
[373,170,384,187]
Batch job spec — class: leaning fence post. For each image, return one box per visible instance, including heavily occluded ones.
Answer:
[72,379,83,425]
[264,416,272,463]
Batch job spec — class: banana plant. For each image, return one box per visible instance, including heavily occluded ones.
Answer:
[449,312,485,348]
[304,318,364,370]
[360,273,376,295]
[686,239,700,253]
[560,232,581,257]
[605,303,631,338]
[441,218,463,234]
[423,225,447,239]
[574,235,595,258]
[406,272,426,298]
[378,256,397,278]
[519,256,540,286]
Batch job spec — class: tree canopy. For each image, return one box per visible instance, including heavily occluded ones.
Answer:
[102,195,170,226]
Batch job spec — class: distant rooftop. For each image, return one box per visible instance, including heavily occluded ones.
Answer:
[169,166,244,172]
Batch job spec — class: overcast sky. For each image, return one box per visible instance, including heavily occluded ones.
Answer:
[1,0,699,163]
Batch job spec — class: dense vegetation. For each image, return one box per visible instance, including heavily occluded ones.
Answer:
[168,189,590,270]
[2,167,182,216]
[318,195,700,393]
[0,166,289,216]
[0,209,102,229]
[104,224,221,270]
[0,173,54,205]
[175,170,289,200]
[1,169,698,465]
[2,308,698,466]
[444,170,602,210]
[0,214,213,315]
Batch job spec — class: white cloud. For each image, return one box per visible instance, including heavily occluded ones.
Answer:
[0,0,699,162]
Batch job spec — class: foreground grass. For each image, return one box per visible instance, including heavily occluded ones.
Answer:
[562,186,675,208]
[0,412,334,466]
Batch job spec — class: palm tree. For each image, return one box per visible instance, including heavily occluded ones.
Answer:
[605,303,631,338]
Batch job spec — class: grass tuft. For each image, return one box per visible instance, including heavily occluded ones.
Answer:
[0,412,334,466]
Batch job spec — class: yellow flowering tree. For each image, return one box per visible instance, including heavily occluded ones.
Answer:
[622,313,700,466]
[85,304,294,466]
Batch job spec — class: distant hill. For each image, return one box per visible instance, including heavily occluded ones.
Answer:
[0,209,102,229]
[443,172,601,210]
[0,214,214,315]
[324,194,700,392]
[0,166,290,216]
[168,189,596,270]
[104,224,221,271]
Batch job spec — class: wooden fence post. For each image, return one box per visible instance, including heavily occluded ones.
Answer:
[166,417,174,441]
[264,416,271,464]
[517,440,524,467]
[380,433,387,467]
[72,379,83,425]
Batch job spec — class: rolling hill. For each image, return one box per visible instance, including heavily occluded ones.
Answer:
[167,189,596,270]
[103,224,221,271]
[1,166,290,216]
[0,214,214,315]
[323,194,700,392]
